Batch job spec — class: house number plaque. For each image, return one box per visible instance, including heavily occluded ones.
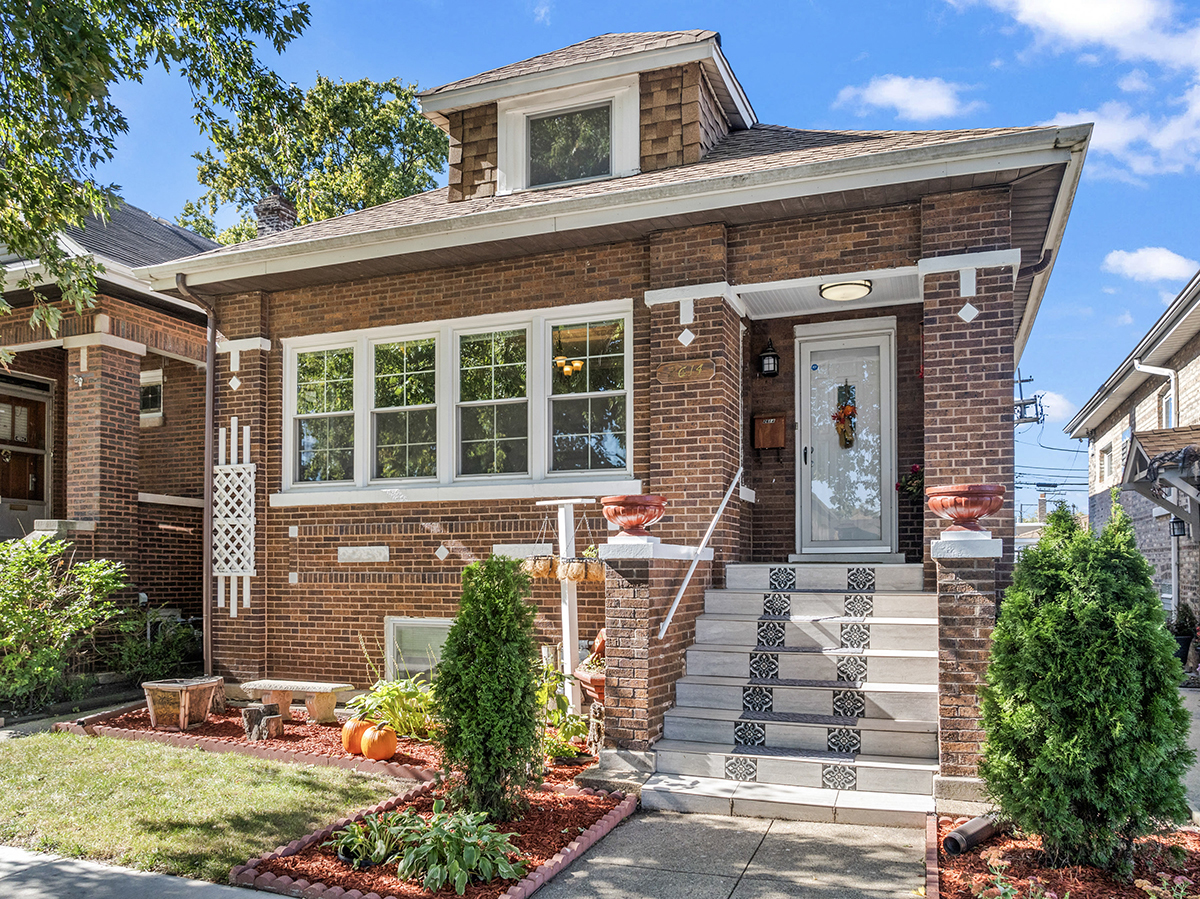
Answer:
[656,358,716,383]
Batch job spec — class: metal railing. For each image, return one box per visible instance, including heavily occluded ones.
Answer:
[657,466,744,641]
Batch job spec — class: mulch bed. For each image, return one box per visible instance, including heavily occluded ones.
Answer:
[100,707,444,768]
[938,816,1200,899]
[247,782,624,899]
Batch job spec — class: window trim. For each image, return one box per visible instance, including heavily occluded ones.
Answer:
[280,299,635,497]
[140,368,164,424]
[496,74,640,195]
[371,335,439,482]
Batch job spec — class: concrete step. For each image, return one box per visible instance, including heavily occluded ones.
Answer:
[695,614,937,653]
[653,739,937,795]
[640,773,933,827]
[725,563,924,593]
[663,706,938,759]
[675,674,938,720]
[685,644,938,684]
[704,589,937,618]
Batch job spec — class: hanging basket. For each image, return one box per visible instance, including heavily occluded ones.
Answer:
[521,555,558,579]
[559,554,600,583]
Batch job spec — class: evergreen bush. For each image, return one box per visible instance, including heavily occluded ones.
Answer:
[980,502,1194,872]
[433,555,540,821]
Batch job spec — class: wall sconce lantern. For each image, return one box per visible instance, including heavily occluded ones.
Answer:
[758,339,780,377]
[1170,517,1188,538]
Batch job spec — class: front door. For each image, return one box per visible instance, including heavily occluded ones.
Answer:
[0,383,50,539]
[797,326,895,554]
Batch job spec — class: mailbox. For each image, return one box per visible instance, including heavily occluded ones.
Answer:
[753,413,786,450]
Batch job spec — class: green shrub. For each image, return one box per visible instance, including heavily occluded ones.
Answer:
[108,608,201,685]
[980,502,1194,872]
[346,675,436,739]
[0,536,126,714]
[434,555,540,821]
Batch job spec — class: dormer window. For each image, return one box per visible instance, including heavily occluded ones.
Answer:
[529,104,611,187]
[497,74,639,194]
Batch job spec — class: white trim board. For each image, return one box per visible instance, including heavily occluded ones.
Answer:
[269,478,642,508]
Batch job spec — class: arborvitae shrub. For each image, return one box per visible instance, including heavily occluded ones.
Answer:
[980,503,1194,872]
[434,555,540,821]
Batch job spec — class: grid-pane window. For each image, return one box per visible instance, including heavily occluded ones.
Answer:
[296,347,354,482]
[529,105,611,187]
[458,330,528,475]
[373,338,436,479]
[550,319,626,471]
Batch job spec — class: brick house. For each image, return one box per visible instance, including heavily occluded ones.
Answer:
[1066,268,1200,629]
[137,31,1090,820]
[1,202,216,619]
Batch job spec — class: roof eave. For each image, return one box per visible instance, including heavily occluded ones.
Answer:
[419,35,756,130]
[1065,268,1200,439]
[138,125,1087,296]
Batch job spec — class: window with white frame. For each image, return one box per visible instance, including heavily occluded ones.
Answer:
[496,75,639,194]
[1099,443,1113,483]
[295,347,355,482]
[281,301,633,493]
[140,369,163,423]
[374,338,437,479]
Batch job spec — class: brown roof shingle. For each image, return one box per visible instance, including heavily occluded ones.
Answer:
[1132,426,1200,460]
[178,122,1046,262]
[420,31,718,97]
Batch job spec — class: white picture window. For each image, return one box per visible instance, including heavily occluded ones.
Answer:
[496,75,639,194]
[373,338,437,479]
[295,347,354,482]
[280,300,634,498]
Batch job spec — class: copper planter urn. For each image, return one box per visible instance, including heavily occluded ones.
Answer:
[926,484,1006,532]
[601,495,667,538]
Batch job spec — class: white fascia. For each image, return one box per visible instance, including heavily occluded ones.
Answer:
[139,126,1090,296]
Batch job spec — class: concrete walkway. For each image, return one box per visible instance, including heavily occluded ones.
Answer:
[536,811,924,899]
[1182,687,1200,819]
[0,847,246,898]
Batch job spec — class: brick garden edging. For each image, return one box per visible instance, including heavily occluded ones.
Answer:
[229,783,639,899]
[925,813,941,899]
[52,702,441,783]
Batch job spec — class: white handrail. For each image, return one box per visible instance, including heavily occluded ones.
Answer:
[657,467,744,641]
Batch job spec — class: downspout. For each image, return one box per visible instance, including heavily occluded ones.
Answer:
[176,274,217,676]
[1133,357,1179,614]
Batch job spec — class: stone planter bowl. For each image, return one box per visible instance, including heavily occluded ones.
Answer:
[926,484,1006,532]
[574,666,605,705]
[601,494,667,538]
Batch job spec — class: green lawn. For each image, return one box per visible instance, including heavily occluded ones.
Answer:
[0,731,412,882]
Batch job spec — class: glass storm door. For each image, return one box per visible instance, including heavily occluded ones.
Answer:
[0,388,50,539]
[797,333,895,554]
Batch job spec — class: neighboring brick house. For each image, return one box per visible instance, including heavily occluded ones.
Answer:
[1066,268,1200,626]
[0,202,217,619]
[138,31,1090,819]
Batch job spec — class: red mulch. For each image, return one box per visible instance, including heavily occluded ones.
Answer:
[256,783,619,899]
[938,816,1200,899]
[102,707,444,769]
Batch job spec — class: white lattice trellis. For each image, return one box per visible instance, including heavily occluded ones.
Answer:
[213,417,256,618]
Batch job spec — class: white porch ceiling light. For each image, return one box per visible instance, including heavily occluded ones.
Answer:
[819,280,872,302]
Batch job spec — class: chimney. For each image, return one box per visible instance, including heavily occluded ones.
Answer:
[1038,492,1047,521]
[253,187,297,237]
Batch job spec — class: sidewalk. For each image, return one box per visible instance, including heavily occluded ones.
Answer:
[0,846,246,898]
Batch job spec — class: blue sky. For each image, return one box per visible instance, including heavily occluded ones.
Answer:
[100,0,1200,520]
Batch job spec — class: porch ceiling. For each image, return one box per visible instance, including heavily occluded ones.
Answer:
[733,266,920,319]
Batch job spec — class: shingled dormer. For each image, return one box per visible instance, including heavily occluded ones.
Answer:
[418,30,756,202]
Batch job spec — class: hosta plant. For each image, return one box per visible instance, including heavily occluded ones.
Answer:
[346,674,436,739]
[394,799,525,895]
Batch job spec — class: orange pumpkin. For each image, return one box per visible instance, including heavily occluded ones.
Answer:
[360,724,398,761]
[341,718,373,755]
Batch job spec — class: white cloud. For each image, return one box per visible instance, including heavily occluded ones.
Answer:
[1039,391,1078,423]
[1119,69,1153,92]
[1102,247,1199,281]
[1115,311,1135,326]
[1102,286,1118,294]
[1163,290,1180,305]
[532,0,551,24]
[834,75,983,121]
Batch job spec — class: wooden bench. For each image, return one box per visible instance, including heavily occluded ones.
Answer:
[239,679,354,724]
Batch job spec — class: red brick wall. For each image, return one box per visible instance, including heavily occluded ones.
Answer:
[936,557,996,777]
[137,503,203,617]
[139,356,205,497]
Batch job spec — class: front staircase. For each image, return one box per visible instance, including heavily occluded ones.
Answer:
[641,562,938,827]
